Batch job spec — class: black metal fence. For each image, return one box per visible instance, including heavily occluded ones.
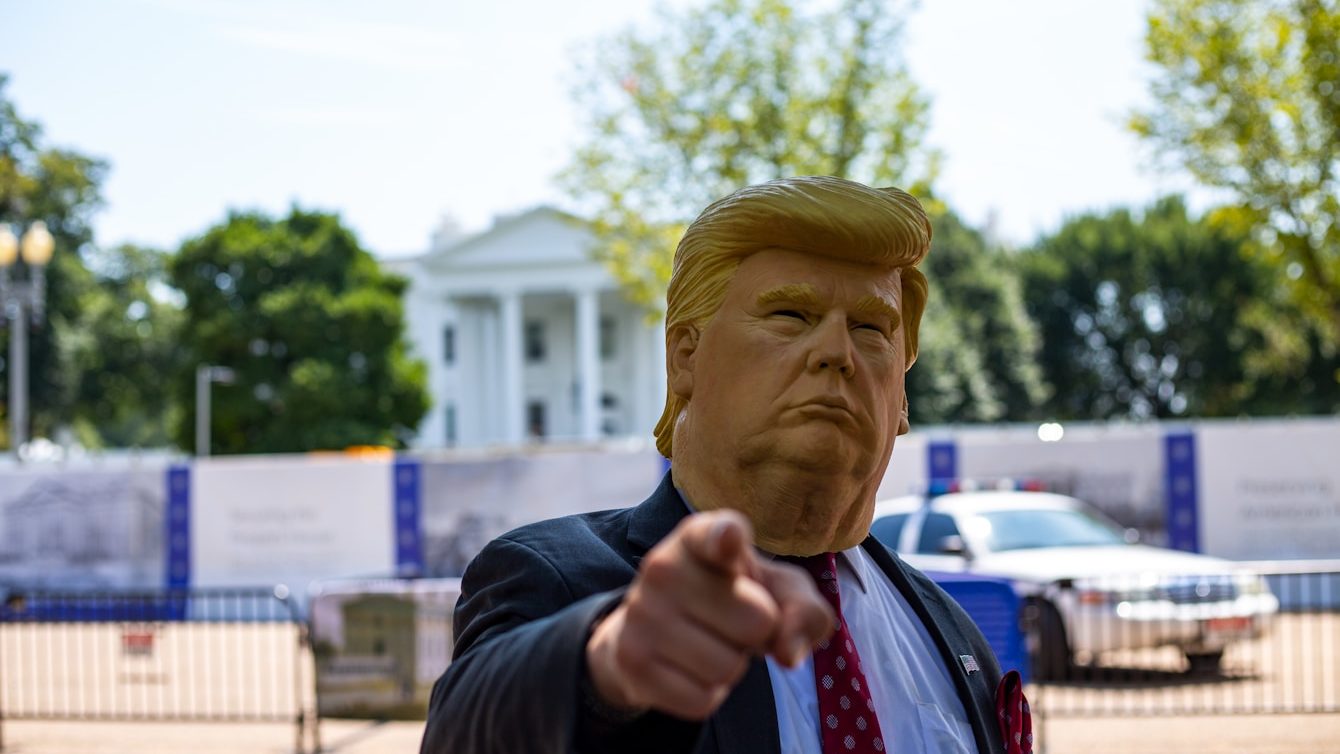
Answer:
[0,587,311,752]
[1026,564,1340,748]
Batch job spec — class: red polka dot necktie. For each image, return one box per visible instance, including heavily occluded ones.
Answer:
[801,553,886,753]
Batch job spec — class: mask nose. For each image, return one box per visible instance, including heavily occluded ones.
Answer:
[805,315,854,378]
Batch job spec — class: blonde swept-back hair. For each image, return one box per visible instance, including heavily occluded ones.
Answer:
[653,176,932,458]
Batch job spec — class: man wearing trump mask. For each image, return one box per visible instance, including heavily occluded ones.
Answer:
[421,176,1030,754]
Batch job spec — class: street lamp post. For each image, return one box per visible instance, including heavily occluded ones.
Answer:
[195,364,236,457]
[0,221,55,459]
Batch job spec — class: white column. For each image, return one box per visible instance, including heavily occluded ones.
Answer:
[499,289,525,445]
[575,288,602,442]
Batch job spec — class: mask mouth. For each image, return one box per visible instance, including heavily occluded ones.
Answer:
[799,395,852,412]
[788,402,859,429]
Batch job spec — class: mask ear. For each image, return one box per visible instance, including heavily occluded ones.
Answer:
[896,393,911,436]
[667,324,700,400]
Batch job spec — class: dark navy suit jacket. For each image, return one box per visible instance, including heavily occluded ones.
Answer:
[421,473,1008,753]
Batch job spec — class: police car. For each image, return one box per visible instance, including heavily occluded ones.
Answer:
[870,481,1279,679]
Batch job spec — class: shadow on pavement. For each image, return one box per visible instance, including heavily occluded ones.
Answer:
[1050,664,1259,689]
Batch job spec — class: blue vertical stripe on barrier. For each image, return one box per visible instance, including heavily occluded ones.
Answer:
[1163,432,1200,552]
[394,459,424,576]
[928,440,958,484]
[166,465,191,595]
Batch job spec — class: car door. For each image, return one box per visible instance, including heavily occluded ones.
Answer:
[907,512,971,573]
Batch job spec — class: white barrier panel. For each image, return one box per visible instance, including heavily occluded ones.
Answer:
[1198,419,1340,560]
[0,417,1333,596]
[874,432,929,501]
[192,456,396,592]
[418,446,665,577]
[0,464,167,590]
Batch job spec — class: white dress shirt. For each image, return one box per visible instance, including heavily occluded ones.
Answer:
[765,545,977,753]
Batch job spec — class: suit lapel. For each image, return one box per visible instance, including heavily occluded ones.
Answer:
[627,472,692,563]
[862,538,997,754]
[708,658,781,754]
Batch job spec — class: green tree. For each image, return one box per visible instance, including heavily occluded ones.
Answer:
[66,244,183,448]
[562,0,1049,421]
[1132,0,1340,342]
[1020,197,1340,420]
[169,208,429,454]
[908,211,1049,423]
[561,0,938,310]
[0,73,107,442]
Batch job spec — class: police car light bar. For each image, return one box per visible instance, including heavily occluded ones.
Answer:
[925,477,1047,496]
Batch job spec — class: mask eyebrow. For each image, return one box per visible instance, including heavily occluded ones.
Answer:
[756,284,820,308]
[854,294,901,329]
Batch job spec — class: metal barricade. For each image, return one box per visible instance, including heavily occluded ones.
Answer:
[0,586,310,752]
[1026,563,1340,750]
[308,577,460,752]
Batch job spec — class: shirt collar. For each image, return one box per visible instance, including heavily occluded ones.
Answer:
[832,547,871,594]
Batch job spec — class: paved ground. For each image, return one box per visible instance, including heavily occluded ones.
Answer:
[4,715,1340,753]
[4,614,1338,752]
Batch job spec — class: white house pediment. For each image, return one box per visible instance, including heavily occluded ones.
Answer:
[424,208,599,273]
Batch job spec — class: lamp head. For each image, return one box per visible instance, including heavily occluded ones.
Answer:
[20,222,54,267]
[0,226,17,268]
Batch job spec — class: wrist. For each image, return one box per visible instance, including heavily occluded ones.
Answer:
[583,609,647,719]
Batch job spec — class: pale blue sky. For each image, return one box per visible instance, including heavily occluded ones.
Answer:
[1,0,1201,257]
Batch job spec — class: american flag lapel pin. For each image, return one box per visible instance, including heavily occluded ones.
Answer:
[960,654,980,674]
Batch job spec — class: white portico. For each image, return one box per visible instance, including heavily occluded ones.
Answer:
[397,208,668,449]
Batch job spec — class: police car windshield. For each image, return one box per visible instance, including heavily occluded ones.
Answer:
[975,508,1127,552]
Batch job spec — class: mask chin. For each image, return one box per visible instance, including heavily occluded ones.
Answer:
[685,478,874,555]
[748,509,870,556]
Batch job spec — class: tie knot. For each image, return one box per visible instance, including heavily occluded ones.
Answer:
[799,552,839,583]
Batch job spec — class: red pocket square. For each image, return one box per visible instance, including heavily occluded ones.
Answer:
[995,670,1032,754]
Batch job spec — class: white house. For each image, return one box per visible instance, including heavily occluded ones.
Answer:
[396,208,668,449]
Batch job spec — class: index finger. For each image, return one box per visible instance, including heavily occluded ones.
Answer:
[755,560,836,667]
[675,509,759,579]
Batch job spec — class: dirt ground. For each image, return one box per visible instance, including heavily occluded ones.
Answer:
[4,715,1340,753]
[3,614,1337,752]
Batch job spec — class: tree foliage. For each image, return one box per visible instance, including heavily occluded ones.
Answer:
[561,0,1052,424]
[67,245,183,448]
[169,209,429,454]
[1020,197,1340,420]
[0,73,109,443]
[908,211,1049,424]
[561,0,938,309]
[1132,0,1340,341]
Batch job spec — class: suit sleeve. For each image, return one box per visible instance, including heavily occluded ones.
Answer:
[420,536,618,754]
[419,534,703,754]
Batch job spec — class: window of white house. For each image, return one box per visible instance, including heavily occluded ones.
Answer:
[445,404,457,446]
[527,401,547,439]
[601,392,619,436]
[525,320,546,362]
[443,325,456,365]
[600,316,617,360]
